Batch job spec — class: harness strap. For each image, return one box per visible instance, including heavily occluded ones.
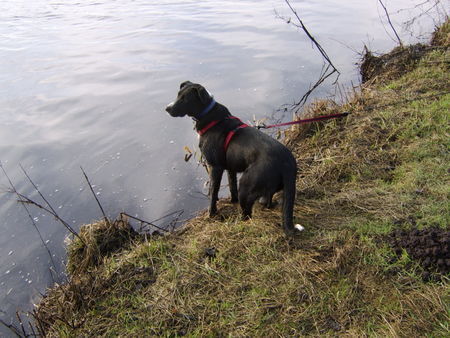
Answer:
[198,120,220,136]
[196,116,249,152]
[224,123,248,152]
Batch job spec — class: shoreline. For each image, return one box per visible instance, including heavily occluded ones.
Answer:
[32,21,449,336]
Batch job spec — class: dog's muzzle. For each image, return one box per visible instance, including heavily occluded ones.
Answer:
[165,102,174,114]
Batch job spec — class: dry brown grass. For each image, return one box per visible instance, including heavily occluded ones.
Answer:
[34,21,449,337]
[35,204,449,336]
[66,216,139,274]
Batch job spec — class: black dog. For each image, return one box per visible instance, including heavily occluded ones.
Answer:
[166,81,303,236]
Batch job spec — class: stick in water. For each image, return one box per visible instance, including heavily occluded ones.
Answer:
[80,166,110,226]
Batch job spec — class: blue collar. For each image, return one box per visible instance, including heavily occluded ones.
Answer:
[193,98,216,121]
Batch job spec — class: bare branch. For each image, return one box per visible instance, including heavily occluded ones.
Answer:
[14,191,83,243]
[15,312,26,338]
[80,167,110,226]
[120,212,170,233]
[402,0,447,37]
[283,0,340,74]
[150,209,184,225]
[1,162,58,276]
[19,164,66,227]
[31,309,46,336]
[17,164,81,241]
[0,317,22,337]
[276,0,340,109]
[27,322,36,337]
[378,0,403,46]
[294,63,337,112]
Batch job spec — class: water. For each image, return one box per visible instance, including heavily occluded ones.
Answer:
[0,0,444,333]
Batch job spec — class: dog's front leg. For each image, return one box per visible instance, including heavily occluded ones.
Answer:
[227,170,238,203]
[209,166,224,217]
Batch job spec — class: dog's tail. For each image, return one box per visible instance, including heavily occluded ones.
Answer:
[282,162,300,235]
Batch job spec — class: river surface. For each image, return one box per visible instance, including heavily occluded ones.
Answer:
[0,0,443,333]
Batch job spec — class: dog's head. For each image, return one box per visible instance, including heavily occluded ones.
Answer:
[165,81,214,118]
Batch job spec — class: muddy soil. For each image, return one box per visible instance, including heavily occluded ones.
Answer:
[360,44,428,83]
[389,227,450,281]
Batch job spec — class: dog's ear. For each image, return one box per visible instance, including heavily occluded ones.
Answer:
[180,81,193,90]
[196,86,212,105]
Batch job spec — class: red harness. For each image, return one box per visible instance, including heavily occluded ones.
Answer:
[197,116,249,152]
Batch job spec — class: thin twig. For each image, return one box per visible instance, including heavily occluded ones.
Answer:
[329,37,362,55]
[120,212,170,233]
[27,322,36,337]
[30,309,46,337]
[20,164,67,229]
[0,317,22,337]
[166,210,184,231]
[150,209,185,225]
[15,312,26,337]
[378,0,403,46]
[17,164,81,241]
[1,163,58,277]
[276,0,340,109]
[188,191,209,200]
[14,191,83,243]
[400,0,446,34]
[80,167,110,226]
[282,0,340,73]
[295,63,337,111]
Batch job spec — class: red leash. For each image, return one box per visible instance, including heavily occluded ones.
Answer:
[256,111,350,129]
[196,112,349,153]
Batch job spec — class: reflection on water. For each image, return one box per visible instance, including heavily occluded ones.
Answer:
[0,0,441,332]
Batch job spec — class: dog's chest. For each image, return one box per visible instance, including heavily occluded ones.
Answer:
[198,135,226,166]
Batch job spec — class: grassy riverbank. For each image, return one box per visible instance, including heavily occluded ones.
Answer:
[35,22,449,336]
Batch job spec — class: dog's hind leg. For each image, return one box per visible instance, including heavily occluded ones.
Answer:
[209,166,224,217]
[239,191,258,220]
[227,170,238,203]
[238,173,259,220]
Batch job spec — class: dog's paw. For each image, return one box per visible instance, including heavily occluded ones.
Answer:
[284,224,305,237]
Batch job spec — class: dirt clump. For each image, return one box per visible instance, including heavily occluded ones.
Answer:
[361,20,449,83]
[360,44,428,83]
[389,227,450,281]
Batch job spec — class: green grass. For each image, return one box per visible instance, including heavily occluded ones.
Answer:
[35,22,449,337]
